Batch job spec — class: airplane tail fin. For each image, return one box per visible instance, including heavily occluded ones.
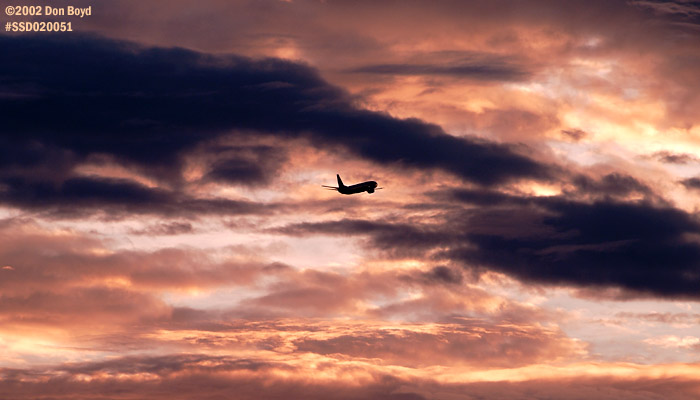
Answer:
[337,174,345,188]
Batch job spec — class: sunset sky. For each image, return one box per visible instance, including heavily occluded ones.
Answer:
[2,1,700,398]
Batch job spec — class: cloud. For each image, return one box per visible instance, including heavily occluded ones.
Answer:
[0,220,272,297]
[419,265,463,285]
[454,196,700,298]
[350,52,531,82]
[294,321,579,368]
[1,33,551,219]
[276,191,700,299]
[270,218,454,258]
[3,353,700,400]
[0,223,590,391]
[681,177,700,190]
[561,129,589,141]
[631,0,700,19]
[652,151,700,165]
[643,335,700,349]
[129,221,194,236]
[570,173,653,198]
[0,287,170,329]
[0,220,547,334]
[203,144,288,186]
[4,3,700,398]
[615,312,700,325]
[0,171,275,218]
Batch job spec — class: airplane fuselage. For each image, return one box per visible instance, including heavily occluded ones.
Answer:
[323,174,380,195]
[338,180,378,195]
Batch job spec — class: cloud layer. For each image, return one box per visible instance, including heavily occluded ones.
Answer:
[4,1,700,398]
[1,34,550,220]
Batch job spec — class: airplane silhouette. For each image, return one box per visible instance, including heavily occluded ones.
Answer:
[323,174,382,195]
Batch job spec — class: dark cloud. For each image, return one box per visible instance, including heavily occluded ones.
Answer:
[453,197,700,298]
[350,54,531,81]
[561,129,588,141]
[632,0,700,21]
[570,173,653,198]
[445,172,655,206]
[271,218,404,236]
[419,265,463,285]
[271,218,455,257]
[202,144,288,186]
[129,221,194,235]
[0,175,269,218]
[652,150,700,165]
[57,354,277,377]
[276,194,700,298]
[681,177,700,190]
[1,34,551,217]
[2,176,165,207]
[433,187,528,206]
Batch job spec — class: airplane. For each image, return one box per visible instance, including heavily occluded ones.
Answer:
[323,174,382,195]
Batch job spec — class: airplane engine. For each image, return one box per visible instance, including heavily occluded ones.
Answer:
[368,188,375,193]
